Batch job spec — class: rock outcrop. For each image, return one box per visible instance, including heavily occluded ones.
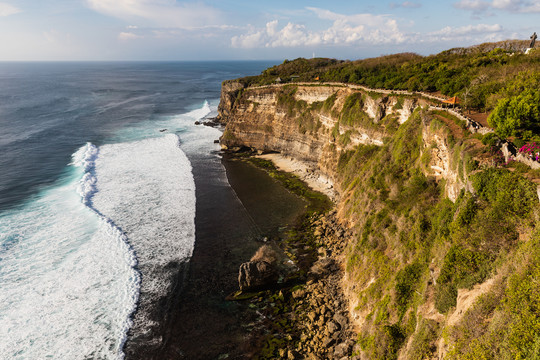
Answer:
[238,244,295,292]
[238,260,278,291]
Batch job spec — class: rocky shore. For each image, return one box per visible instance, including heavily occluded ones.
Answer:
[235,203,358,359]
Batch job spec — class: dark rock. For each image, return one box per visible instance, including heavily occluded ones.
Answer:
[333,313,348,329]
[327,321,340,334]
[194,121,201,125]
[310,257,335,278]
[238,260,278,291]
[322,337,336,348]
[287,350,299,359]
[333,342,352,358]
[214,139,220,144]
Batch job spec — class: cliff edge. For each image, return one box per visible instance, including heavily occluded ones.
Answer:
[218,77,540,360]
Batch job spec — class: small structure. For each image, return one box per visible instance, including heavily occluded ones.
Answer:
[442,96,460,108]
[526,32,537,54]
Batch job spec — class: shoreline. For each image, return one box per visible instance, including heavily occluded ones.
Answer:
[146,150,308,359]
[221,151,358,359]
[255,153,338,202]
[125,145,356,359]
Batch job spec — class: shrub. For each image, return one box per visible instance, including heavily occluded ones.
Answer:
[435,282,457,313]
[395,262,424,314]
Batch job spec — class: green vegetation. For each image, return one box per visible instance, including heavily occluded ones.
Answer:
[225,42,540,359]
[487,71,540,141]
[395,262,424,315]
[234,41,540,142]
[335,111,538,359]
[406,318,439,359]
[445,228,540,360]
[340,93,371,127]
[247,157,332,214]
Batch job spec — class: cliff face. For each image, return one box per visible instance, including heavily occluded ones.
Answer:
[218,81,540,360]
[219,83,422,194]
[217,82,468,199]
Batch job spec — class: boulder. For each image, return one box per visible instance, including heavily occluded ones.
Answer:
[309,257,336,278]
[238,260,278,291]
[333,313,348,329]
[333,342,352,359]
[327,321,340,334]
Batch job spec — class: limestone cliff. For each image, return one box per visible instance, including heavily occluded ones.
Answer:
[218,83,422,195]
[218,80,540,360]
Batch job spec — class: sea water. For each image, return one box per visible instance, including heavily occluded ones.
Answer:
[0,62,273,359]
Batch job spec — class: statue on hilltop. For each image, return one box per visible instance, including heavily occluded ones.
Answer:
[530,32,537,48]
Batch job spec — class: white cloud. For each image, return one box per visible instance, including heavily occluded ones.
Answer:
[118,32,142,40]
[0,2,20,16]
[231,7,406,49]
[86,0,222,29]
[390,2,422,9]
[454,0,540,12]
[423,23,504,43]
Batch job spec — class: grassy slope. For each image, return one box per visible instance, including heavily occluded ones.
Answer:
[337,111,538,359]
[227,41,540,359]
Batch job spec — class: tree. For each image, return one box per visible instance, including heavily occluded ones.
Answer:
[488,72,540,139]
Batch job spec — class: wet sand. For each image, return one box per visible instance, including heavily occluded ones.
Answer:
[152,154,306,359]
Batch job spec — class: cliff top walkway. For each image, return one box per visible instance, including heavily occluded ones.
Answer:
[244,81,540,171]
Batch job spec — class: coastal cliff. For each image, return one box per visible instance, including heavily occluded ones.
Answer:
[219,82,423,195]
[218,77,540,359]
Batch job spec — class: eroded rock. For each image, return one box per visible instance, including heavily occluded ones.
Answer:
[238,260,278,291]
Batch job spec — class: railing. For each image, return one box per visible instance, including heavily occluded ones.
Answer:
[244,81,540,171]
[429,106,493,135]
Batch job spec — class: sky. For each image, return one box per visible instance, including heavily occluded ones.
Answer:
[0,0,538,61]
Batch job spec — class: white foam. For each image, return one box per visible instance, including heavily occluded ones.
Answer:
[0,149,140,359]
[91,133,196,342]
[169,100,222,157]
[183,99,211,120]
[0,101,205,358]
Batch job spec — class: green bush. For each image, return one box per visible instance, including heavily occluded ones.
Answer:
[340,93,369,126]
[407,319,439,360]
[438,245,491,289]
[395,262,424,314]
[435,282,457,313]
[472,168,537,218]
[488,72,540,139]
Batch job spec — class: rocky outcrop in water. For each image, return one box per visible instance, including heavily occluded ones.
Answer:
[238,260,278,291]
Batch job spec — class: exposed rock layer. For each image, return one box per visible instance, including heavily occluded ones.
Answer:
[217,81,503,359]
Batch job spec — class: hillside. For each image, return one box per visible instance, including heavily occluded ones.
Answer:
[217,42,540,359]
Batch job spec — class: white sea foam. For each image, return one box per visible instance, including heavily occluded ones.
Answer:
[0,147,140,359]
[168,100,222,157]
[0,102,205,358]
[183,99,211,121]
[91,133,196,343]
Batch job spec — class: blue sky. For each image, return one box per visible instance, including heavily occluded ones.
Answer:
[0,0,538,61]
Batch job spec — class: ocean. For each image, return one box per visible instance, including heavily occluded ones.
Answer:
[0,61,275,359]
